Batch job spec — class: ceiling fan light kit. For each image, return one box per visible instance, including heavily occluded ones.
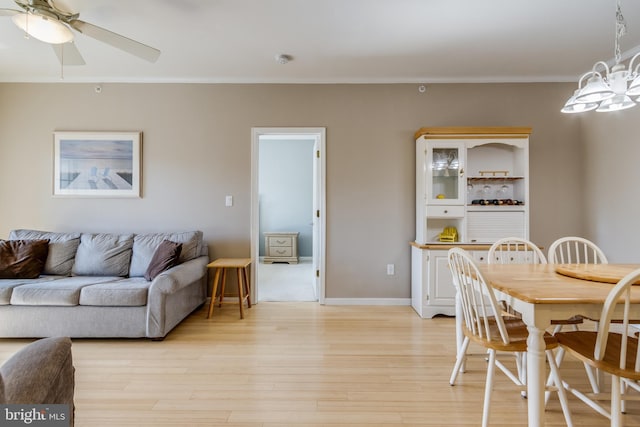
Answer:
[562,0,640,113]
[12,12,73,43]
[1,0,160,65]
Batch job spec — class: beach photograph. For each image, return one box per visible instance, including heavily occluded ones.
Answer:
[53,132,141,197]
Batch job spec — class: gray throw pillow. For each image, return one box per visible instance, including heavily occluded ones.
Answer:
[129,231,202,277]
[0,240,49,279]
[144,240,183,281]
[72,233,134,277]
[9,230,80,276]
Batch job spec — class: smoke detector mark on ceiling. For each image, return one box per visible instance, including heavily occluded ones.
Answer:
[275,54,293,65]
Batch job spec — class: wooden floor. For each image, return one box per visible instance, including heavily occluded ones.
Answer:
[2,303,640,426]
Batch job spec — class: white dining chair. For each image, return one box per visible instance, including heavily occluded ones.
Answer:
[547,236,610,393]
[555,267,640,427]
[448,247,573,427]
[547,236,609,265]
[488,236,547,265]
[486,237,583,395]
[449,238,538,386]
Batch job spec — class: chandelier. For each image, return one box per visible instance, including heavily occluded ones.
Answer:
[562,1,640,113]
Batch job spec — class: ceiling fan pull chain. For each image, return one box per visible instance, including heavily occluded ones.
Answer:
[60,45,64,80]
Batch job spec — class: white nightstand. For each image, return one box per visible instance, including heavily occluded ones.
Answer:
[263,232,299,264]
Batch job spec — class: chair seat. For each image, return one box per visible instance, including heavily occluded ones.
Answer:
[465,317,559,352]
[556,331,640,381]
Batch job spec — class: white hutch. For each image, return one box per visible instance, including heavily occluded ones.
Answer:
[411,127,531,318]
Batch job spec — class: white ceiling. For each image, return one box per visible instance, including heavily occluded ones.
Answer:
[1,0,640,84]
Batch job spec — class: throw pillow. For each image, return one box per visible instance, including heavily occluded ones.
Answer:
[129,231,202,277]
[9,230,81,276]
[71,233,134,277]
[144,240,183,281]
[0,240,50,279]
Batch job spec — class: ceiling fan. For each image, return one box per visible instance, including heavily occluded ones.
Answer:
[0,0,160,65]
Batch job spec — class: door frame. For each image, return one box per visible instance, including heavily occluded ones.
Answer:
[250,127,326,304]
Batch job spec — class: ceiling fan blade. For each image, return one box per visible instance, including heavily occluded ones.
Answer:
[68,19,160,63]
[52,42,85,65]
[0,8,21,16]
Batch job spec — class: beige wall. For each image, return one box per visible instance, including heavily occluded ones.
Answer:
[581,107,640,263]
[0,82,583,299]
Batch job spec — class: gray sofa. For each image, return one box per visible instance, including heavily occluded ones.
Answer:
[0,229,209,339]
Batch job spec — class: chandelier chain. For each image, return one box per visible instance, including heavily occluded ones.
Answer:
[615,0,627,64]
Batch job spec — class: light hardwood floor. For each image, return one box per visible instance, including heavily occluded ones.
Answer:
[2,303,639,426]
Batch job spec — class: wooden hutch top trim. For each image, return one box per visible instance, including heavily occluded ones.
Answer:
[414,126,533,140]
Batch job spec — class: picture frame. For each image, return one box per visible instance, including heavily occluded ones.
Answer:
[53,131,142,198]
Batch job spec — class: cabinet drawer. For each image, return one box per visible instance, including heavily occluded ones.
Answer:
[267,236,293,247]
[268,247,293,257]
[426,205,464,218]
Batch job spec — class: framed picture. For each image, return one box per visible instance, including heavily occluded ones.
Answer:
[53,131,142,197]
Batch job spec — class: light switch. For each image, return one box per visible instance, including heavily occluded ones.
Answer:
[225,195,233,207]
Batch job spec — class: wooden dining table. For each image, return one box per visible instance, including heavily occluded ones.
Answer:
[475,263,640,427]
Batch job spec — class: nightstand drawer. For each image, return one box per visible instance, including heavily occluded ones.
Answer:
[268,247,293,257]
[267,236,293,247]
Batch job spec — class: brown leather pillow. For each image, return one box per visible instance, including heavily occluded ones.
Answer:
[144,240,182,281]
[0,239,50,279]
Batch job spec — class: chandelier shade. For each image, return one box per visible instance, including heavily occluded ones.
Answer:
[627,74,640,96]
[561,89,599,113]
[574,72,615,104]
[596,94,636,112]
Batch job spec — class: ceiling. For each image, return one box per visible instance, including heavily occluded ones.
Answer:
[1,0,640,84]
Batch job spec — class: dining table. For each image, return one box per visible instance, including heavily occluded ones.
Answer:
[474,263,640,427]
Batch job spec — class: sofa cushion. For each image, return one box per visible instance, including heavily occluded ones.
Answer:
[72,233,134,277]
[9,230,81,276]
[129,231,202,277]
[10,276,120,306]
[0,240,49,279]
[144,240,182,281]
[0,277,63,305]
[79,277,150,306]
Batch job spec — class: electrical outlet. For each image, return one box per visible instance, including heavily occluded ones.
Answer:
[386,264,395,275]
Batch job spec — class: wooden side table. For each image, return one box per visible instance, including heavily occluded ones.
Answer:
[206,258,252,319]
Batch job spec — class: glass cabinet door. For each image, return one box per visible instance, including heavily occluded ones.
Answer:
[426,142,465,205]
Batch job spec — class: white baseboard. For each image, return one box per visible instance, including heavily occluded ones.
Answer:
[322,298,411,306]
[257,256,313,263]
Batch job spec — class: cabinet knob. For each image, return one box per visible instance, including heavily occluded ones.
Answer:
[444,210,448,214]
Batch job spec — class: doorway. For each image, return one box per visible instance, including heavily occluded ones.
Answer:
[251,128,326,304]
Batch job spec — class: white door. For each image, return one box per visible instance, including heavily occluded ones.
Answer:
[251,127,326,304]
